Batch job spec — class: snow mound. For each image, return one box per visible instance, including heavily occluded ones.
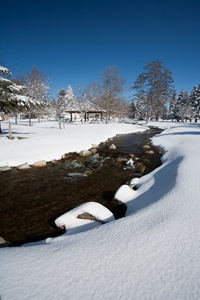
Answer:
[55,202,115,235]
[114,184,137,203]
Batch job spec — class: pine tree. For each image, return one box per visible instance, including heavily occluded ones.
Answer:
[133,60,174,122]
[190,85,200,122]
[175,89,191,122]
[0,65,28,123]
[65,85,79,110]
[57,88,67,129]
[183,90,191,120]
[169,90,177,120]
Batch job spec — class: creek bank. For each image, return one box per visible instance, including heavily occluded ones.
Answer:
[0,127,163,246]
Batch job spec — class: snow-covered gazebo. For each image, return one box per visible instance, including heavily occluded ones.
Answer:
[63,85,106,122]
[65,100,106,122]
[79,100,106,122]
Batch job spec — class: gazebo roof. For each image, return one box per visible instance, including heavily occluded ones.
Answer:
[65,100,106,113]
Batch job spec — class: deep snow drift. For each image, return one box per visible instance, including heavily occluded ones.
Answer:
[0,120,200,300]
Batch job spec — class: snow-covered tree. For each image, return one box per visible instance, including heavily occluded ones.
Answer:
[190,84,200,122]
[19,66,51,125]
[168,90,177,120]
[135,99,143,119]
[0,66,11,78]
[175,89,191,122]
[0,65,29,126]
[133,60,174,122]
[65,85,79,110]
[56,88,67,129]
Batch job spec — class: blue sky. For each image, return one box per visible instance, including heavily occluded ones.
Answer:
[1,0,200,100]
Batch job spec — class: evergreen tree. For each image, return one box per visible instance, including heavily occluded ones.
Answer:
[175,89,191,122]
[133,60,174,122]
[169,90,177,120]
[183,90,191,120]
[57,88,67,129]
[65,85,79,110]
[129,101,137,119]
[0,65,28,124]
[190,85,200,122]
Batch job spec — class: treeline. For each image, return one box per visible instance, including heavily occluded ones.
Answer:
[0,64,129,126]
[168,87,200,122]
[0,59,200,129]
[130,60,200,123]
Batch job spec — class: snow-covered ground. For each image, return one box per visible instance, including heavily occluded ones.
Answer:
[0,119,147,167]
[0,119,200,299]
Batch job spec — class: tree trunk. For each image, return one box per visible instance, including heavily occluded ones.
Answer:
[59,117,61,129]
[0,121,2,133]
[9,122,12,139]
[15,113,18,125]
[29,113,32,126]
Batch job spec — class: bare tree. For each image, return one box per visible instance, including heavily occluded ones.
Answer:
[18,66,50,125]
[82,82,101,103]
[98,65,127,122]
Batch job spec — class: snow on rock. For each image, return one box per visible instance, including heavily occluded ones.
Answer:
[126,158,135,168]
[33,160,46,167]
[91,144,99,148]
[109,143,117,149]
[129,177,140,186]
[55,202,115,235]
[0,166,12,172]
[17,162,31,170]
[78,149,92,157]
[114,184,137,203]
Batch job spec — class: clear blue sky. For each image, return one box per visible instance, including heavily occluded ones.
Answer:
[1,0,200,100]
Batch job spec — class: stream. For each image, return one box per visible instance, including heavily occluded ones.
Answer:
[0,127,163,246]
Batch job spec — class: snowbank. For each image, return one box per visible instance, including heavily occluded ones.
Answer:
[0,120,200,299]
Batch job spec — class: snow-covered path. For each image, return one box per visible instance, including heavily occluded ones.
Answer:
[0,121,200,299]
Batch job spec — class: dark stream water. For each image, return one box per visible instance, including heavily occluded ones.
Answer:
[0,127,163,246]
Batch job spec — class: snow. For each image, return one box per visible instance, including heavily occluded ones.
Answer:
[0,66,11,76]
[54,202,115,235]
[0,120,200,300]
[0,119,147,167]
